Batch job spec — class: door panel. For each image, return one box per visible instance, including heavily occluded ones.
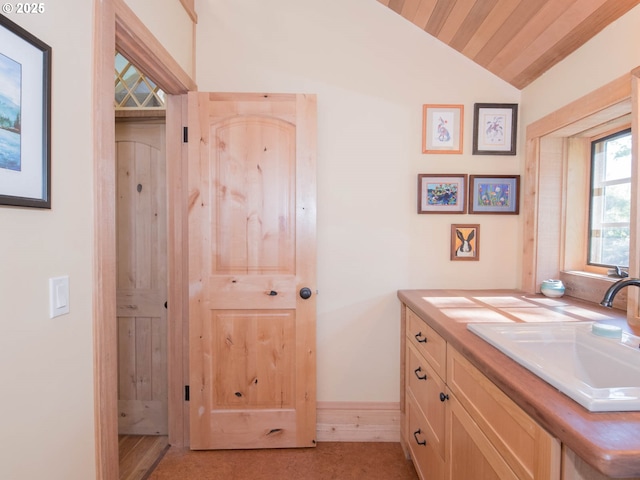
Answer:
[188,92,317,450]
[116,120,168,436]
[211,311,295,408]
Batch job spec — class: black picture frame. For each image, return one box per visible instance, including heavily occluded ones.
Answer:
[472,103,518,156]
[0,14,52,208]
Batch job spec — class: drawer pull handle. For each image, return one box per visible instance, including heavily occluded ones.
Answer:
[413,429,427,446]
[439,392,449,402]
[414,332,427,343]
[414,367,427,380]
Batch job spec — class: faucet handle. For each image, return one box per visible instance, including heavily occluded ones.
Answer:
[608,266,629,278]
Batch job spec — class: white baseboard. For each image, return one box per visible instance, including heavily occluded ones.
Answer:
[316,401,401,442]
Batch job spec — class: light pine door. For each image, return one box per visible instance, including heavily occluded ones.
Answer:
[115,119,168,435]
[188,93,317,450]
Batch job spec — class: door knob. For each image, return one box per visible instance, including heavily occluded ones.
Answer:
[299,287,312,299]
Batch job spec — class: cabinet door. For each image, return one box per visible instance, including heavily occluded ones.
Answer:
[408,400,445,480]
[447,392,519,480]
[447,348,559,480]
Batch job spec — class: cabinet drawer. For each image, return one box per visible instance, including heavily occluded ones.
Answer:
[408,399,445,480]
[406,342,446,459]
[447,348,559,480]
[407,307,446,379]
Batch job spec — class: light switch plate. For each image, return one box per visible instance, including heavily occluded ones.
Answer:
[49,276,70,318]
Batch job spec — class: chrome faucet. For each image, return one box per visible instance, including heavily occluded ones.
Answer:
[600,278,640,307]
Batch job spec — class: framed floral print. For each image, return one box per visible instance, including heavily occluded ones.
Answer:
[417,174,467,214]
[469,175,520,214]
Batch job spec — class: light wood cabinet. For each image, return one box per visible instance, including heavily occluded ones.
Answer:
[405,307,447,479]
[402,305,560,480]
[447,391,517,480]
[447,348,559,480]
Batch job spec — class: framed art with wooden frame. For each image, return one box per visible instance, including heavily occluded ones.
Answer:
[0,14,52,208]
[469,175,520,214]
[451,224,479,261]
[472,103,518,155]
[422,104,463,154]
[417,174,467,214]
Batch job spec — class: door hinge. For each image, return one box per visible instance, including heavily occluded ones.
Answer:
[185,385,190,401]
[183,126,188,143]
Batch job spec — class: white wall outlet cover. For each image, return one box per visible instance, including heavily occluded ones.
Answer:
[49,276,70,318]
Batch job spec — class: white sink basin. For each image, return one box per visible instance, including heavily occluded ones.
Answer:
[467,321,640,412]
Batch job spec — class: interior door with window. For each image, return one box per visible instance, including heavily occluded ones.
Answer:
[187,92,317,450]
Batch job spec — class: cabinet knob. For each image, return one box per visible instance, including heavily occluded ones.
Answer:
[413,429,427,446]
[300,287,312,299]
[414,367,427,381]
[439,392,449,402]
[414,332,427,343]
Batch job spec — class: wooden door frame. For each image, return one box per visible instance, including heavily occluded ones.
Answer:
[93,0,196,477]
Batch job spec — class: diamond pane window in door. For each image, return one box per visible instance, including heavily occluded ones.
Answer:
[114,52,165,111]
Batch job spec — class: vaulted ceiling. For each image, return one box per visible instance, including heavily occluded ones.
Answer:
[378,0,640,89]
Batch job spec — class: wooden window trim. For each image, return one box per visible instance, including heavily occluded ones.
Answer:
[523,69,640,326]
[114,0,196,95]
[179,0,197,23]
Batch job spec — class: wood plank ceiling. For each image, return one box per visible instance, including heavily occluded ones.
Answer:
[378,0,640,89]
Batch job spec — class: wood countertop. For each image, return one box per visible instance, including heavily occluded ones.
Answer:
[397,289,640,479]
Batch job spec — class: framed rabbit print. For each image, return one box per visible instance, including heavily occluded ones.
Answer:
[472,103,518,155]
[422,104,463,154]
[451,224,479,261]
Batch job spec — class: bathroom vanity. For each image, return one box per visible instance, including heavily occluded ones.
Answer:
[398,289,640,480]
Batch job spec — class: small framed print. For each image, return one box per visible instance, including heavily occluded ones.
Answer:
[417,174,467,214]
[469,175,520,214]
[422,104,463,154]
[451,224,479,261]
[472,103,518,155]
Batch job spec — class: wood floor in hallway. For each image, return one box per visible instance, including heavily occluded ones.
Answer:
[119,435,169,480]
[148,442,418,480]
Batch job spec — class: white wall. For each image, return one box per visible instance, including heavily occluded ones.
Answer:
[124,0,195,78]
[194,0,521,402]
[521,4,640,126]
[0,1,196,477]
[0,4,95,480]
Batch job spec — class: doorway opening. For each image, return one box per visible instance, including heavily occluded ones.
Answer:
[115,51,169,480]
[94,3,195,477]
